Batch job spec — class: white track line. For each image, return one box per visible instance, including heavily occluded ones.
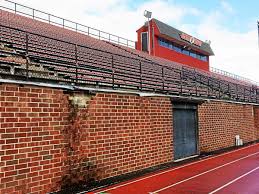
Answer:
[92,143,259,194]
[208,166,259,194]
[149,151,259,194]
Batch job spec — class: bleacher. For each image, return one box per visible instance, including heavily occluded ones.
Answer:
[0,8,258,104]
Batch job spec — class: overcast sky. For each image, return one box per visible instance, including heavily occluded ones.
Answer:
[3,0,259,82]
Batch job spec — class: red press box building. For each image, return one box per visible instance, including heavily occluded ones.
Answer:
[136,18,214,71]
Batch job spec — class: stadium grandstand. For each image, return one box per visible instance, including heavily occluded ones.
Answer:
[0,1,259,193]
[0,1,258,103]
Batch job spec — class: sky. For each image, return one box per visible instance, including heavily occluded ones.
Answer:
[3,0,259,82]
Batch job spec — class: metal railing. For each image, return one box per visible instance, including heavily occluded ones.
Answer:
[2,0,257,92]
[210,67,259,86]
[0,0,136,48]
[0,24,258,104]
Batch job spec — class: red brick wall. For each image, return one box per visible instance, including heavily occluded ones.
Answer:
[254,106,259,139]
[1,83,259,193]
[85,93,173,178]
[199,101,257,152]
[0,84,173,193]
[0,84,68,193]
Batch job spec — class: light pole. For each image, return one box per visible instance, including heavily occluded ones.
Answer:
[144,10,152,55]
[257,20,259,48]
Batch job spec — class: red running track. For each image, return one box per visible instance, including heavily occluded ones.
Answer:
[87,143,259,194]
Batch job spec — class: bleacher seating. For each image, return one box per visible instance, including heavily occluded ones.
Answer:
[0,10,140,60]
[0,9,258,104]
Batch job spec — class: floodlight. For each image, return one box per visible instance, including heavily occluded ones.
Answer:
[144,10,152,19]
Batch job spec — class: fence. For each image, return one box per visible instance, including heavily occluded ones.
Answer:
[0,24,258,104]
[0,0,136,48]
[210,67,259,86]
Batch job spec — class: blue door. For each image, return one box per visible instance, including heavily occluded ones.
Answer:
[173,103,198,160]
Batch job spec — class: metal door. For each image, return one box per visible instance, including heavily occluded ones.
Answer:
[173,103,198,160]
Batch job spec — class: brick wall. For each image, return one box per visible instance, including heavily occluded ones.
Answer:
[199,101,257,152]
[85,93,173,178]
[0,83,173,194]
[1,83,259,193]
[0,84,68,193]
[254,106,259,139]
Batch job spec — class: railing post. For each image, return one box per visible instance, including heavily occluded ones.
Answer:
[256,88,259,104]
[227,82,230,99]
[112,55,115,88]
[238,83,240,100]
[88,27,89,35]
[75,23,78,32]
[32,9,35,19]
[139,61,142,90]
[243,86,246,102]
[255,88,257,103]
[25,34,29,80]
[62,19,65,28]
[48,14,50,24]
[249,86,253,102]
[75,44,78,84]
[180,67,183,95]
[255,87,258,103]
[14,3,17,13]
[98,30,100,40]
[162,67,165,91]
[218,81,221,99]
[194,69,198,97]
[207,77,210,98]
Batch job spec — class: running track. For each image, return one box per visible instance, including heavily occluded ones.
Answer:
[87,143,259,194]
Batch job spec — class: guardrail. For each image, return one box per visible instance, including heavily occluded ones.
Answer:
[0,0,136,48]
[0,24,258,104]
[210,67,259,86]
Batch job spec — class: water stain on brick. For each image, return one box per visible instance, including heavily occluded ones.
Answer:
[60,92,100,191]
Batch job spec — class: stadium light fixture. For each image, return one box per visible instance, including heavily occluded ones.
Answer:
[144,10,152,19]
[144,10,152,55]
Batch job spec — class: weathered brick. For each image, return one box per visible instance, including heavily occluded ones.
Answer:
[1,83,258,194]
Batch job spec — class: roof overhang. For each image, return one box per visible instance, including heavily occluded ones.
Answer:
[152,18,214,56]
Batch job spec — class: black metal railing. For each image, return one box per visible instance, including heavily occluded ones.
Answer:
[210,67,259,86]
[0,24,258,104]
[0,0,135,48]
